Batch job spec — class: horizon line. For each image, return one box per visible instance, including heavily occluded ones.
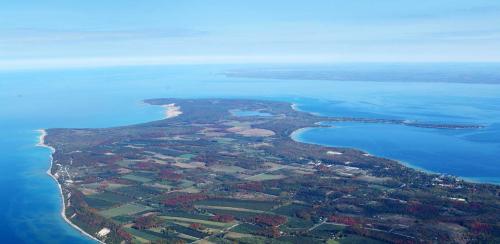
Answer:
[1,56,500,71]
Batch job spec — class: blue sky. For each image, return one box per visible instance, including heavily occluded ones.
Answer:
[1,0,500,69]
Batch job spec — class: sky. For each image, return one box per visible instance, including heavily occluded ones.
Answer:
[1,0,500,69]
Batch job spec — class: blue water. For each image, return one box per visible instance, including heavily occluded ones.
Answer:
[294,123,500,184]
[1,64,499,242]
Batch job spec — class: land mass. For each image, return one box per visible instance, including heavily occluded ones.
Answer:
[43,98,500,244]
[224,64,500,84]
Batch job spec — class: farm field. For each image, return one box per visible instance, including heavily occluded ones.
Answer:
[44,98,500,243]
[99,203,153,218]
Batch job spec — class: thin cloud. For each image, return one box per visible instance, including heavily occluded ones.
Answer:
[0,55,342,71]
[0,28,208,43]
[423,29,500,41]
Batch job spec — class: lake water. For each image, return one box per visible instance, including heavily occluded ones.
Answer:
[1,64,499,242]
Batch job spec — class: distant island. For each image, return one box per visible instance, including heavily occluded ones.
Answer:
[224,63,500,84]
[41,98,500,243]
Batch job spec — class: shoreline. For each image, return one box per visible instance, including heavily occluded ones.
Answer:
[32,101,496,243]
[36,129,104,244]
[288,105,500,186]
[290,127,435,174]
[291,128,500,185]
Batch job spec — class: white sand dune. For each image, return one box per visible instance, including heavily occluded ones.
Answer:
[163,103,182,118]
[36,129,104,244]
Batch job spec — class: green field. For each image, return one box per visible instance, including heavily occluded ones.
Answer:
[163,211,214,221]
[115,185,161,198]
[232,223,264,235]
[84,197,116,209]
[99,203,153,218]
[79,182,128,190]
[177,180,194,188]
[111,215,135,224]
[205,209,259,220]
[195,205,269,214]
[239,236,295,244]
[124,227,162,242]
[246,173,286,181]
[327,240,340,244]
[116,160,139,168]
[168,222,208,239]
[309,223,346,238]
[159,216,234,228]
[87,191,133,203]
[178,153,196,160]
[208,164,247,173]
[195,198,276,211]
[106,183,129,190]
[337,235,385,244]
[277,236,323,244]
[273,203,311,216]
[121,174,153,183]
[84,191,134,209]
[282,217,315,229]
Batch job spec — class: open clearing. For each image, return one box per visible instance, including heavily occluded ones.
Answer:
[209,164,247,173]
[99,203,153,218]
[174,161,205,169]
[195,199,275,211]
[159,216,234,228]
[195,205,270,214]
[124,227,162,242]
[121,174,153,183]
[226,126,275,137]
[224,231,255,239]
[246,173,286,181]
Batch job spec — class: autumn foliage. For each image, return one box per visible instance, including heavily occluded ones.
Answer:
[162,193,208,207]
[252,214,287,227]
[236,181,263,192]
[211,214,235,223]
[133,215,160,230]
[159,169,183,181]
[190,223,202,229]
[328,215,359,226]
[470,221,491,234]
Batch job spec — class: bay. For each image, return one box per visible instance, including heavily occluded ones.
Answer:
[1,64,499,242]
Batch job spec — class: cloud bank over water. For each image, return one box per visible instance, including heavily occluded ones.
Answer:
[1,0,500,69]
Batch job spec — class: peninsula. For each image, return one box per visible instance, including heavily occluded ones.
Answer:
[43,98,500,243]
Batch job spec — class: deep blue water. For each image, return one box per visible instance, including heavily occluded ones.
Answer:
[294,123,500,184]
[1,64,499,242]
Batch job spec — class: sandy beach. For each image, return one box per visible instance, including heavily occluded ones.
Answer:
[36,129,104,244]
[163,103,182,118]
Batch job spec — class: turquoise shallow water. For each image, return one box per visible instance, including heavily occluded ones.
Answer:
[0,64,499,242]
